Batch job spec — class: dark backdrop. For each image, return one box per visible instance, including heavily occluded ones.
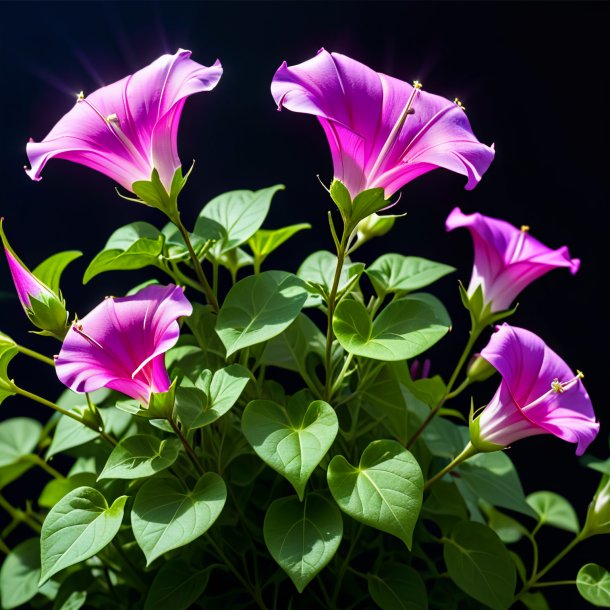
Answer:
[0,1,608,607]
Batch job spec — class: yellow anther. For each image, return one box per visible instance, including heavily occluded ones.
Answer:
[106,113,118,124]
[76,91,85,102]
[577,370,585,379]
[454,98,466,111]
[551,378,564,393]
[413,80,422,89]
[521,225,530,232]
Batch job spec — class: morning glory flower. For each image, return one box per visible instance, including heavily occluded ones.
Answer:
[0,218,68,339]
[271,49,494,199]
[55,284,192,405]
[470,324,598,456]
[446,207,580,313]
[25,49,222,196]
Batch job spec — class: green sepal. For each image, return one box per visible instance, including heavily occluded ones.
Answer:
[459,281,518,328]
[131,165,192,220]
[329,180,391,231]
[582,475,610,538]
[147,378,178,420]
[468,398,505,453]
[466,354,497,383]
[26,292,69,339]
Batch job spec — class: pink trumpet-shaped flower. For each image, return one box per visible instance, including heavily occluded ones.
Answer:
[26,49,222,193]
[472,324,598,456]
[55,284,192,405]
[446,207,580,313]
[271,49,494,199]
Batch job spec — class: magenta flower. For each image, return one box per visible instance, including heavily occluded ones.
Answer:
[0,219,68,338]
[55,284,192,405]
[26,49,222,194]
[271,49,494,199]
[471,324,598,456]
[446,207,580,313]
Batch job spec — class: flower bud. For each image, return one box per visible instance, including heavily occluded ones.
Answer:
[466,354,497,383]
[356,213,395,243]
[582,476,610,538]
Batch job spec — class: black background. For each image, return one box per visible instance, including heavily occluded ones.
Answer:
[0,1,608,607]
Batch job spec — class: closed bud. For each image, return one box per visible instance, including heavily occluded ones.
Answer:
[582,475,610,538]
[466,354,497,383]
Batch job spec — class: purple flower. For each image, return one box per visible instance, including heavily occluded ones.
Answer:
[471,324,598,456]
[55,284,192,405]
[271,49,494,199]
[26,49,222,194]
[446,207,580,313]
[0,218,68,338]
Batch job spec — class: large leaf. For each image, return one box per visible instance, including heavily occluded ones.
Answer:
[175,364,250,429]
[0,418,42,467]
[144,559,212,610]
[526,491,579,533]
[216,270,308,356]
[0,538,41,609]
[458,451,536,518]
[195,185,283,253]
[40,487,127,584]
[242,392,338,500]
[443,521,516,610]
[366,254,455,296]
[368,563,428,610]
[131,473,226,565]
[263,494,343,593]
[333,294,451,361]
[327,440,423,548]
[32,251,83,295]
[98,435,181,480]
[577,564,610,607]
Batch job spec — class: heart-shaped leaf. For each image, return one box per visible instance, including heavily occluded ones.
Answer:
[0,418,42,467]
[132,473,226,565]
[263,494,343,592]
[367,562,428,610]
[242,391,338,500]
[0,538,41,609]
[577,563,610,607]
[526,491,579,533]
[327,440,423,548]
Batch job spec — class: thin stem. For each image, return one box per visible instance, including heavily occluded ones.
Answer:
[331,523,363,605]
[169,417,205,475]
[110,542,147,593]
[167,261,206,294]
[26,454,64,479]
[172,215,219,311]
[16,345,55,367]
[423,442,478,491]
[532,580,577,588]
[0,493,41,533]
[12,384,116,446]
[0,539,10,554]
[330,353,355,398]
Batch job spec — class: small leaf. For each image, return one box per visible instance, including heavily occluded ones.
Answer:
[56,590,87,610]
[333,294,451,361]
[263,494,343,593]
[520,592,550,610]
[0,344,18,405]
[0,539,41,609]
[577,564,610,607]
[327,440,423,548]
[39,473,97,509]
[98,435,181,480]
[132,473,226,565]
[32,251,83,295]
[242,392,338,499]
[526,491,579,533]
[144,559,212,610]
[46,409,99,459]
[248,223,311,261]
[0,418,42,467]
[368,563,428,610]
[40,487,127,584]
[443,521,516,610]
[216,270,308,356]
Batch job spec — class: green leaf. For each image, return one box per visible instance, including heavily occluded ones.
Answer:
[263,494,343,593]
[0,418,42,467]
[216,270,308,357]
[368,563,428,610]
[366,254,455,296]
[577,564,610,607]
[55,591,87,610]
[458,451,536,518]
[485,506,527,544]
[242,392,338,500]
[350,187,390,224]
[39,473,97,509]
[46,409,99,459]
[443,521,516,610]
[327,440,423,548]
[144,559,212,610]
[40,487,127,584]
[132,473,226,565]
[195,185,284,253]
[0,344,18,405]
[333,294,451,361]
[32,251,83,295]
[0,538,41,609]
[176,365,250,429]
[248,224,311,261]
[98,435,181,480]
[526,491,579,533]
[330,179,352,219]
[520,592,550,610]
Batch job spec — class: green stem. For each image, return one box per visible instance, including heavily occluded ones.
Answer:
[167,262,206,294]
[110,542,147,593]
[0,493,41,533]
[169,417,204,475]
[330,353,354,398]
[533,580,577,588]
[331,523,363,605]
[12,384,116,446]
[26,454,64,479]
[423,442,478,491]
[16,345,55,367]
[0,539,10,554]
[172,215,219,312]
